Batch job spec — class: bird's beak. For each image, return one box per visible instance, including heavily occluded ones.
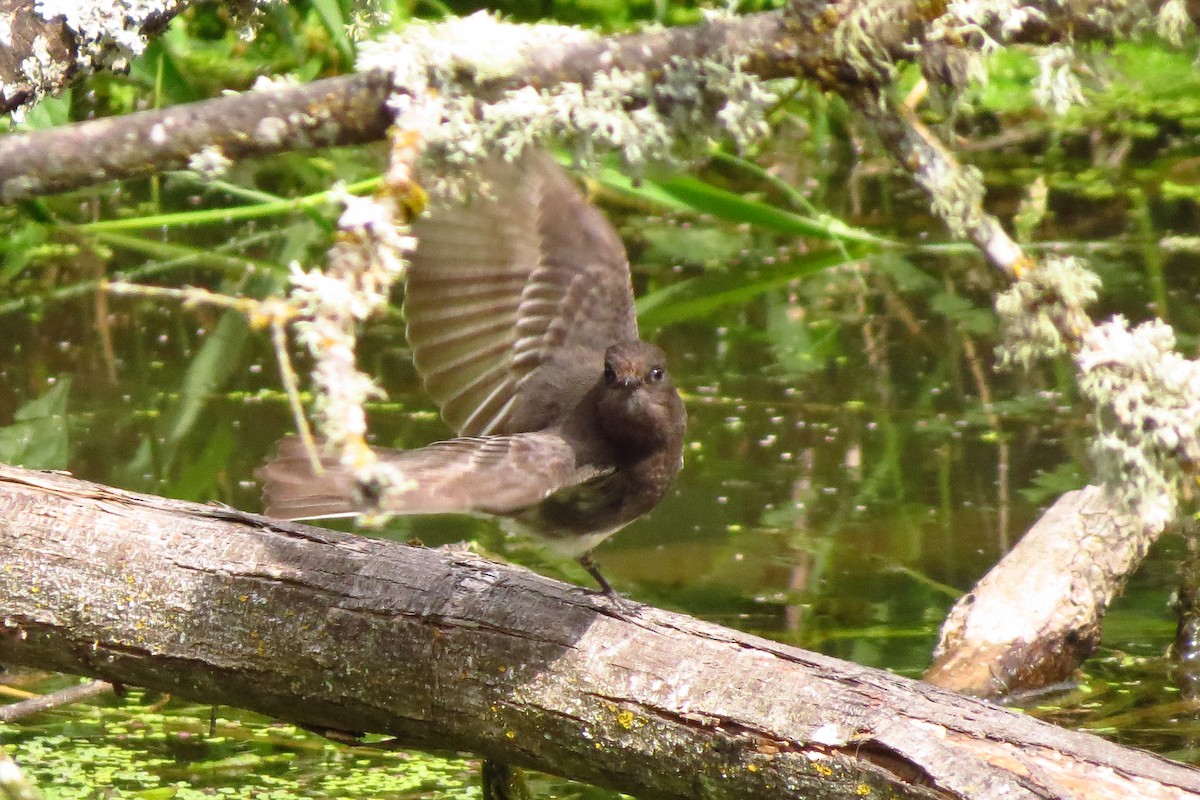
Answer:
[615,375,641,390]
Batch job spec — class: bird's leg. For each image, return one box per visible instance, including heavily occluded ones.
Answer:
[576,553,643,619]
[576,552,617,596]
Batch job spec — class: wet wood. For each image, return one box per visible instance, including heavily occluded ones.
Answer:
[925,486,1155,698]
[1,463,1197,800]
[0,679,113,723]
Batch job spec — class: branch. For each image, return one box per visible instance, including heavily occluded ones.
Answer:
[925,486,1150,697]
[2,463,1200,800]
[0,0,1177,202]
[0,71,395,200]
[0,0,189,117]
[862,99,1031,276]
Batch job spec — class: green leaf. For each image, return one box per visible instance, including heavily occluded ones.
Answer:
[637,247,864,331]
[309,0,355,64]
[0,222,47,283]
[659,176,876,241]
[129,40,203,105]
[767,299,840,376]
[597,169,887,245]
[21,92,73,129]
[165,423,236,501]
[0,378,72,469]
[131,789,178,800]
[641,224,748,267]
[1019,462,1088,505]
[873,253,940,293]
[118,310,250,486]
[929,292,975,320]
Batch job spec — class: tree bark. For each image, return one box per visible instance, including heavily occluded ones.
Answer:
[1,463,1198,800]
[0,0,1180,202]
[925,486,1154,699]
[0,71,396,201]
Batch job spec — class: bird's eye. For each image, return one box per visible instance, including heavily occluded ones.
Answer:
[604,363,617,385]
[647,366,664,383]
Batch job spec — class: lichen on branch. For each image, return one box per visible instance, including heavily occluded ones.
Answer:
[1077,318,1200,534]
[360,11,777,195]
[995,256,1099,370]
[996,255,1200,535]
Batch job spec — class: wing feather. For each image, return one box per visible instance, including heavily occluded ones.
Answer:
[405,150,638,437]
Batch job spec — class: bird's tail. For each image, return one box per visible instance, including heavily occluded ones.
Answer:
[256,437,361,520]
[258,431,593,522]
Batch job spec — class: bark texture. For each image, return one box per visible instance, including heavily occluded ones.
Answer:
[0,0,1183,201]
[925,486,1154,698]
[1,463,1199,800]
[0,71,395,201]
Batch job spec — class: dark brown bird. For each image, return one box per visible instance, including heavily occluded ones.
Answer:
[259,150,686,594]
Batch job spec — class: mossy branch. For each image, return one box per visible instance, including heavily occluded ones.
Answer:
[1,0,1186,202]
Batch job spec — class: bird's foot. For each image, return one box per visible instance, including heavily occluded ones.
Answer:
[576,553,643,620]
[596,590,643,621]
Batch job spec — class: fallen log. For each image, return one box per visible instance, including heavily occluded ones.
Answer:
[926,486,1153,698]
[0,463,1197,800]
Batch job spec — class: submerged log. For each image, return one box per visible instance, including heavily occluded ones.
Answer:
[1,463,1198,800]
[925,486,1155,698]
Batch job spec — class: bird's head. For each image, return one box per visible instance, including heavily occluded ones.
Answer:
[596,340,683,449]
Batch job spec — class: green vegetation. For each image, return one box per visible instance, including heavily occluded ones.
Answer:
[4,688,481,800]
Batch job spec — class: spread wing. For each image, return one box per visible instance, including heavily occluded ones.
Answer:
[405,150,639,437]
[258,434,609,520]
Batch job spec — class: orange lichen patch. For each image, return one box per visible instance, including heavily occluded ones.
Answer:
[1011,255,1036,279]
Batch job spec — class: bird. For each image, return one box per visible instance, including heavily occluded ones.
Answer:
[258,150,686,595]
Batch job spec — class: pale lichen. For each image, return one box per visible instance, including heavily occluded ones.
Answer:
[287,187,415,456]
[1076,318,1200,534]
[359,12,776,198]
[1160,236,1200,254]
[34,0,182,72]
[995,255,1100,370]
[914,158,988,241]
[186,145,233,180]
[1033,44,1086,116]
[250,74,301,92]
[358,12,594,95]
[997,255,1200,533]
[1156,0,1193,47]
[924,0,1047,88]
[12,35,69,123]
[832,0,903,83]
[1012,176,1048,243]
[934,0,1047,44]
